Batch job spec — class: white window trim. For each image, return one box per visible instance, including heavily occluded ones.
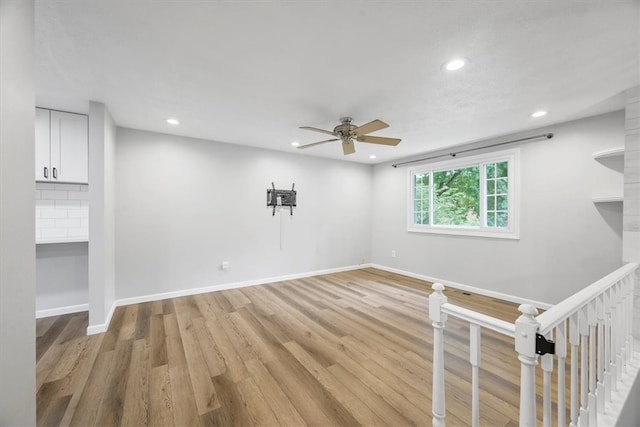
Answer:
[407,148,520,239]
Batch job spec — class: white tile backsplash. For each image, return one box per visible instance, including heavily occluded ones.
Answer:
[55,183,81,191]
[41,228,68,239]
[55,199,81,208]
[36,183,89,243]
[68,227,88,237]
[41,190,68,200]
[67,191,89,200]
[55,218,82,228]
[36,219,55,229]
[41,209,68,218]
[35,182,55,190]
[67,208,89,218]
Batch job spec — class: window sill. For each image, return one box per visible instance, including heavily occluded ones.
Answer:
[408,226,519,240]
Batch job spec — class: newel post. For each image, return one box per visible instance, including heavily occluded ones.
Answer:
[515,304,540,427]
[429,283,448,427]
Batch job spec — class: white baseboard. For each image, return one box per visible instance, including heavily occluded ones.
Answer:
[86,263,371,335]
[115,263,371,308]
[86,300,116,335]
[36,303,89,319]
[370,263,553,310]
[85,262,551,335]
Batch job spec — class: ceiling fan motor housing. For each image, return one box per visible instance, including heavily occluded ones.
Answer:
[334,117,357,140]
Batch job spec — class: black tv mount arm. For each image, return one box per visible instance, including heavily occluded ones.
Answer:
[267,182,296,216]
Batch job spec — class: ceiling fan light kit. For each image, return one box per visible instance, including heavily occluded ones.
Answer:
[298,117,401,155]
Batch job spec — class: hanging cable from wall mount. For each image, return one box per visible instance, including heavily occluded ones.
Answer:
[267,182,297,250]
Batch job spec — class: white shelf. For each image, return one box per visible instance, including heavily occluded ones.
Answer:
[593,147,624,159]
[592,196,623,203]
[36,238,88,245]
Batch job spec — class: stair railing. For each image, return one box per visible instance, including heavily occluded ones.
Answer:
[429,262,638,427]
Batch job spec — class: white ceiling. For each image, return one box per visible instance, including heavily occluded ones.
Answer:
[35,1,639,164]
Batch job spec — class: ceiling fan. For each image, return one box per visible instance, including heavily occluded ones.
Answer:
[297,117,401,155]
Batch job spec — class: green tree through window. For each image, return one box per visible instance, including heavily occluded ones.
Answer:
[433,166,479,226]
[485,161,508,227]
[413,173,430,225]
[409,149,518,238]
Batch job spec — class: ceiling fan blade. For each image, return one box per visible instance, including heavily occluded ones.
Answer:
[342,140,356,155]
[299,126,336,136]
[297,138,339,149]
[353,119,389,136]
[356,135,401,146]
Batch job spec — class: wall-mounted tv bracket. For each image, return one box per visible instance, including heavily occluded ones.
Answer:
[267,182,296,216]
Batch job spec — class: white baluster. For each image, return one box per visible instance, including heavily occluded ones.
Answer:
[469,324,481,427]
[429,283,448,427]
[556,320,567,427]
[615,280,624,385]
[625,275,633,366]
[620,277,631,368]
[596,293,605,414]
[541,330,553,427]
[630,272,637,356]
[604,288,613,404]
[570,313,579,427]
[579,306,589,426]
[515,304,539,427]
[611,282,620,391]
[588,299,597,426]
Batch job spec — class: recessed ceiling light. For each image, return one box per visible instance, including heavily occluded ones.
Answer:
[444,58,466,71]
[531,111,547,118]
[166,118,180,125]
[291,141,300,147]
[369,155,377,159]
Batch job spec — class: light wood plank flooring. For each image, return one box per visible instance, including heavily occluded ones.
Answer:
[36,268,535,426]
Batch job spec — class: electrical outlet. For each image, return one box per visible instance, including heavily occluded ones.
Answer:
[221,261,229,270]
[391,250,396,258]
[360,257,366,264]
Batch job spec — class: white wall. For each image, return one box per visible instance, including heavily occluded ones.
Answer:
[36,242,88,314]
[88,102,116,332]
[622,87,640,353]
[104,105,116,320]
[371,111,624,305]
[616,368,640,427]
[623,86,640,263]
[115,128,372,300]
[0,0,36,424]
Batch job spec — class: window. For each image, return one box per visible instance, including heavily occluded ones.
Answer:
[408,149,519,239]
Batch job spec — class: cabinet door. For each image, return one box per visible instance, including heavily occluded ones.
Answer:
[35,108,51,181]
[50,111,88,184]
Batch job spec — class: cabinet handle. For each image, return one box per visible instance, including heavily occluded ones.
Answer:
[52,168,57,179]
[44,167,48,179]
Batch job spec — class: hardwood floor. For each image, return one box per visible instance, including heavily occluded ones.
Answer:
[36,268,533,426]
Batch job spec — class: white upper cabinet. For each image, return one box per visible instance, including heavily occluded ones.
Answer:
[35,108,51,181]
[35,108,89,184]
[50,111,89,183]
